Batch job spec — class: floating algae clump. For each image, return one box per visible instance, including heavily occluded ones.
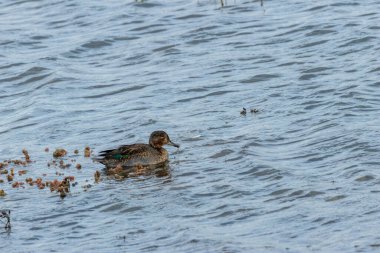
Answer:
[84,146,91,157]
[22,149,31,163]
[94,170,100,183]
[53,148,67,158]
[0,189,6,197]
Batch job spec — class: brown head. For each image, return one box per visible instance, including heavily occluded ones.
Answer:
[149,131,179,149]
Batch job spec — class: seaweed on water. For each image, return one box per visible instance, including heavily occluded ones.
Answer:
[84,146,91,157]
[22,149,31,163]
[94,170,101,183]
[53,148,67,158]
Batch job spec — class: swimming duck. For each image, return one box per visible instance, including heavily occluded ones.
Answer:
[97,131,179,168]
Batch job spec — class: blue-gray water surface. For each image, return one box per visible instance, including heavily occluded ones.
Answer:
[1,0,380,252]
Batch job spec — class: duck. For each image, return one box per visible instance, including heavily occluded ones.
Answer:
[97,131,179,169]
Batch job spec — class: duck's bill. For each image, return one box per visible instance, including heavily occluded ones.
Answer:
[168,141,180,148]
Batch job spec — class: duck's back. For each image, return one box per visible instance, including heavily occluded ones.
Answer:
[98,144,168,168]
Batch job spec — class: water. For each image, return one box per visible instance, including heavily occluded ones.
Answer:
[1,0,380,252]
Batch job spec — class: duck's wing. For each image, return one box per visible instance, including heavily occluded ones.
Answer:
[98,144,147,160]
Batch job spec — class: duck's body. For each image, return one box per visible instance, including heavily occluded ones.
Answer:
[97,131,179,169]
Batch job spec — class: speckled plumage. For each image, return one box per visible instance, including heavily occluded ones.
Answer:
[97,131,179,168]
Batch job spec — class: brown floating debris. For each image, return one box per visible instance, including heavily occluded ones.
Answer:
[10,159,27,166]
[59,160,70,169]
[7,175,13,182]
[48,177,73,198]
[53,148,67,158]
[35,178,43,188]
[59,177,71,198]
[1,145,111,198]
[0,189,6,197]
[18,170,27,176]
[84,146,91,157]
[94,170,100,183]
[12,182,24,188]
[25,177,33,185]
[49,179,61,192]
[22,149,31,163]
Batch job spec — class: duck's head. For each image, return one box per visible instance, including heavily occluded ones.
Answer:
[149,131,180,149]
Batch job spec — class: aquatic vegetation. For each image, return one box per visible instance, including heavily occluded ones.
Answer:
[22,149,31,163]
[59,160,71,169]
[0,144,170,200]
[94,170,101,183]
[48,177,73,199]
[25,177,33,185]
[0,149,79,198]
[53,148,67,158]
[84,146,91,157]
[18,170,27,176]
[12,181,24,188]
[7,174,13,182]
